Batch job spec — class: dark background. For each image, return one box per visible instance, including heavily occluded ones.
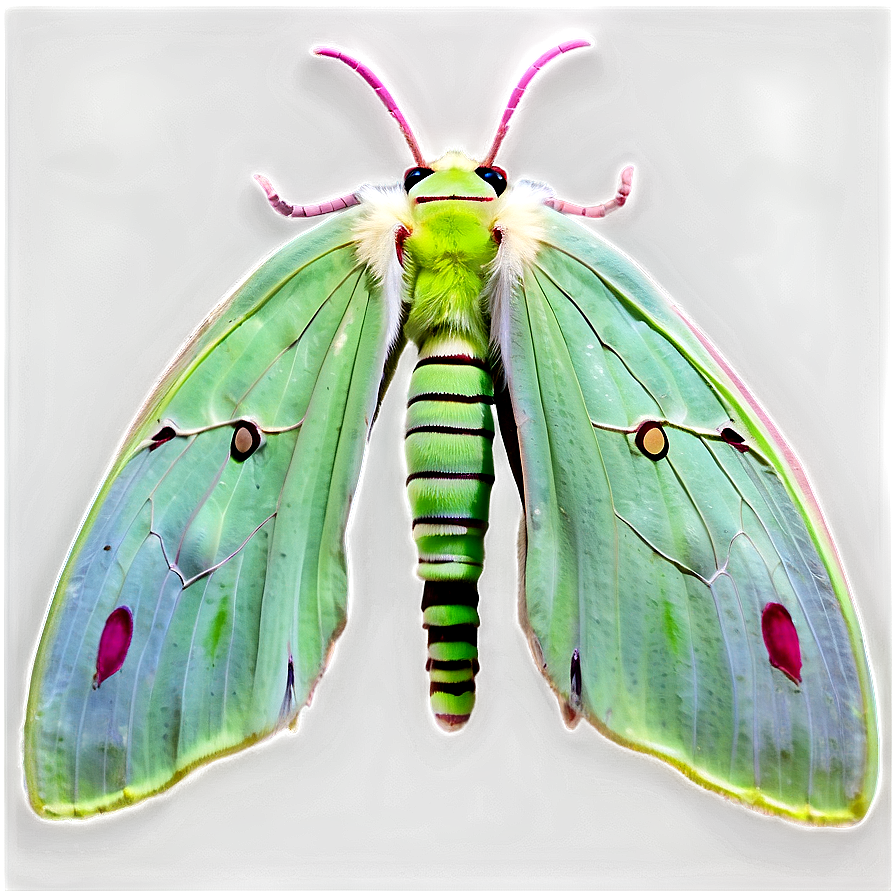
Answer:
[6,8,888,888]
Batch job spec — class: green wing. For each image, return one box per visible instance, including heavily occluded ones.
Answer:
[25,208,391,817]
[500,208,878,824]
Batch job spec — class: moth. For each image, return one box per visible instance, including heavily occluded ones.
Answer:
[24,41,878,824]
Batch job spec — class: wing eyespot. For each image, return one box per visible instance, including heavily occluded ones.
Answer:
[634,421,669,461]
[230,420,263,462]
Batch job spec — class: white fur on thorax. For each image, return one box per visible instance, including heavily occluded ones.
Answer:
[486,179,553,367]
[352,183,413,346]
[351,176,553,357]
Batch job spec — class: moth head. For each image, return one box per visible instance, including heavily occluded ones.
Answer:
[403,152,508,209]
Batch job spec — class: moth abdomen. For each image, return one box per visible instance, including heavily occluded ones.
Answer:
[421,582,480,730]
[405,346,495,729]
[405,351,495,583]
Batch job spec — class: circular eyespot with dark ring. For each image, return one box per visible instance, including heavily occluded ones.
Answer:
[231,420,262,462]
[475,166,507,196]
[403,167,434,193]
[634,421,669,461]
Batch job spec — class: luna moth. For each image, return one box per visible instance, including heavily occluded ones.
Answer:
[23,40,878,826]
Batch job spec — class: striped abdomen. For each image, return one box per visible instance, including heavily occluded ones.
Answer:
[405,346,495,730]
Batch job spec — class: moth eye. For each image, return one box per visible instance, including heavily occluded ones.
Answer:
[230,420,262,462]
[474,166,507,196]
[403,167,434,192]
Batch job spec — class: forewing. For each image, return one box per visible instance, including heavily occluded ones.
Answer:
[25,209,392,817]
[501,209,877,824]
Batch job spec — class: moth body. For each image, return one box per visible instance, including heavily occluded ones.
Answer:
[398,155,503,728]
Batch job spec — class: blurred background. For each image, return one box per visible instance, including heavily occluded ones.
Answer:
[6,8,888,888]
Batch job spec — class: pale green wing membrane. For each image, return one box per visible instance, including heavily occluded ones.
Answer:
[25,209,390,817]
[502,209,878,824]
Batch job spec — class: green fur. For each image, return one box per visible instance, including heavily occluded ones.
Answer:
[403,169,498,353]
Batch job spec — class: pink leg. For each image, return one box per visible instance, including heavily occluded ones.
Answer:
[254,174,360,218]
[545,166,634,218]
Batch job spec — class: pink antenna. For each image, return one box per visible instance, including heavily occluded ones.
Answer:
[481,39,591,167]
[314,46,427,167]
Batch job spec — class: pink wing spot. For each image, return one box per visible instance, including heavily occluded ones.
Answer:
[761,602,802,684]
[93,606,134,689]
